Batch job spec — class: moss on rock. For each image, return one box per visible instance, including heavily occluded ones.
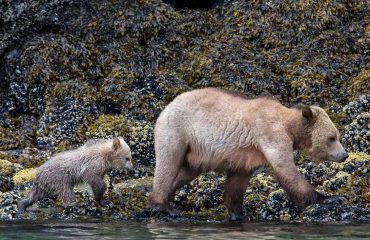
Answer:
[0,160,23,177]
[348,69,370,99]
[13,168,36,186]
[86,114,130,139]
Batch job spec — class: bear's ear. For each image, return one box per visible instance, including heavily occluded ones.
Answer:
[113,137,121,150]
[302,106,314,122]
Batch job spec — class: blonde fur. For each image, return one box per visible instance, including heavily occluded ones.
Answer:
[18,137,133,212]
[150,88,347,219]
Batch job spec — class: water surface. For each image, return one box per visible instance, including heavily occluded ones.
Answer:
[0,221,369,240]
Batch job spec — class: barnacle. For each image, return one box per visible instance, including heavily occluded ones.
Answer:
[0,0,369,222]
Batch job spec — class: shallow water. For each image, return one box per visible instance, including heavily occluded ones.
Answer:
[0,221,369,240]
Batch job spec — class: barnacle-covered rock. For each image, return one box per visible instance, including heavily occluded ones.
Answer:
[303,204,370,223]
[0,148,49,168]
[37,97,98,149]
[85,114,130,139]
[341,95,370,153]
[0,173,13,192]
[175,173,224,212]
[128,121,155,166]
[343,95,370,119]
[0,115,37,151]
[342,113,370,154]
[0,0,369,223]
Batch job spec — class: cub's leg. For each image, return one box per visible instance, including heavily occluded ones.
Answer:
[87,177,107,204]
[224,171,252,221]
[59,185,76,207]
[18,186,45,213]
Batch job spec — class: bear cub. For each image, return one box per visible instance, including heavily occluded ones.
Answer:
[18,137,133,213]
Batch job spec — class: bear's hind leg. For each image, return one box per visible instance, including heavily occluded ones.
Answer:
[149,135,187,213]
[224,171,252,221]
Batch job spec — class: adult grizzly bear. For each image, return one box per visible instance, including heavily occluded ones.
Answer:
[149,88,348,220]
[18,137,133,213]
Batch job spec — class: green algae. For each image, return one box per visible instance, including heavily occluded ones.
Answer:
[0,0,369,222]
[86,114,130,139]
[348,69,370,99]
[0,160,23,177]
[13,168,36,186]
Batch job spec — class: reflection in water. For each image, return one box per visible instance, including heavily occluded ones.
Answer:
[0,221,369,240]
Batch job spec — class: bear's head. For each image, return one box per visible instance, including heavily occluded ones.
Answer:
[109,137,134,170]
[301,106,348,163]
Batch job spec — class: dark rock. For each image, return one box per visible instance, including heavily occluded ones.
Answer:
[303,204,370,223]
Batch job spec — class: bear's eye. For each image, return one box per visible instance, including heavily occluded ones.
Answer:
[328,137,336,142]
[125,157,130,161]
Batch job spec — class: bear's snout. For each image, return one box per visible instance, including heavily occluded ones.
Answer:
[125,159,134,170]
[330,151,348,162]
[339,152,349,162]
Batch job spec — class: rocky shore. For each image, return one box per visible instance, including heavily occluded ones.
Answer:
[0,0,369,222]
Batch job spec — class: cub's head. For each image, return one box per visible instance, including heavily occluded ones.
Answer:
[300,106,348,163]
[109,137,133,170]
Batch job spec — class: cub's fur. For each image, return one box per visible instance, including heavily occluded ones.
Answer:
[18,137,133,212]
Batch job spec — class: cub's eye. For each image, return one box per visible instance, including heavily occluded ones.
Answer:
[125,157,130,161]
[328,137,336,142]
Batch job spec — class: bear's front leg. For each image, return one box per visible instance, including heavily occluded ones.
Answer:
[87,177,107,205]
[261,143,319,206]
[18,186,45,213]
[60,187,77,207]
[224,171,252,221]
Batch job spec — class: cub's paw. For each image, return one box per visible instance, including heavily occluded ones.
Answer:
[229,212,244,222]
[151,204,180,216]
[16,209,26,216]
[99,200,111,207]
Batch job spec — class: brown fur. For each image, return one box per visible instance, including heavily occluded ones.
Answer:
[149,88,348,219]
[18,137,133,213]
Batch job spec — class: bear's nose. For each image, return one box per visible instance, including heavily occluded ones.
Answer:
[340,152,349,162]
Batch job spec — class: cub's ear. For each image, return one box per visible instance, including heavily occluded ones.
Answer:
[113,137,121,150]
[302,106,314,122]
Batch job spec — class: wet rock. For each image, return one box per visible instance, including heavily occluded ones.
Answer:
[0,0,369,223]
[303,204,370,223]
[264,189,297,221]
[114,176,153,193]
